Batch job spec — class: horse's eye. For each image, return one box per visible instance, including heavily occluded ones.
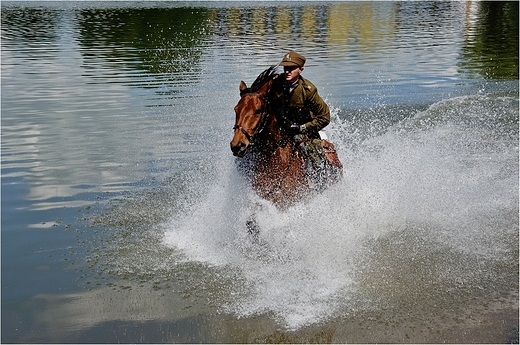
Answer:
[255,109,262,115]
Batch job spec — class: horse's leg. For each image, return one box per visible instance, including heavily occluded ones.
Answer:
[246,203,263,241]
[246,214,259,238]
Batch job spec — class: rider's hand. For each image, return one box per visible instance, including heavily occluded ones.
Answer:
[290,124,306,134]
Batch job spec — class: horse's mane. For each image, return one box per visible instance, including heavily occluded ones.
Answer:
[242,65,278,96]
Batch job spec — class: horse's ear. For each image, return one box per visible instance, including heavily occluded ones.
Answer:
[239,81,247,92]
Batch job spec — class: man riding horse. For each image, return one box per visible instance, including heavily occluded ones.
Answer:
[231,52,341,210]
[268,51,331,190]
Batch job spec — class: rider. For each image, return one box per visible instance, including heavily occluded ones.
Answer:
[268,51,331,189]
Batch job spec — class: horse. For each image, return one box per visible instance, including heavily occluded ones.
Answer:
[230,66,342,212]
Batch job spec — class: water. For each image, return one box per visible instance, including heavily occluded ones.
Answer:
[1,1,518,343]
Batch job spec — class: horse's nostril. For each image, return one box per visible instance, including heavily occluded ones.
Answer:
[231,141,247,157]
[230,142,241,153]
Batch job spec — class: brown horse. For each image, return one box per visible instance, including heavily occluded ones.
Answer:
[230,66,342,211]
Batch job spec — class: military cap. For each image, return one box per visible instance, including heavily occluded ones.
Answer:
[279,51,306,68]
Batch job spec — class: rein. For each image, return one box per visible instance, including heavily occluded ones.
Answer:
[233,92,270,146]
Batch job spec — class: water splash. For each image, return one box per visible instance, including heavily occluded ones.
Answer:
[161,90,517,329]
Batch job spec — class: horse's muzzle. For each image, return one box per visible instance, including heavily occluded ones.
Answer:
[230,141,248,157]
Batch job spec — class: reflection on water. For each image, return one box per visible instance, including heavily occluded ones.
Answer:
[1,1,518,343]
[76,7,209,76]
[460,1,519,79]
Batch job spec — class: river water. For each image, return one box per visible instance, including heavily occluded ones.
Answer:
[1,1,518,343]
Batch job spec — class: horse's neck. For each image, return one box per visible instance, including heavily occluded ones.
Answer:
[256,85,285,150]
[259,108,283,147]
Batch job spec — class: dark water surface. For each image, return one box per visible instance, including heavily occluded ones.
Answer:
[2,1,518,343]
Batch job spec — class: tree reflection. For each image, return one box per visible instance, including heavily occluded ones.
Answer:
[461,1,518,79]
[1,7,61,44]
[76,7,209,75]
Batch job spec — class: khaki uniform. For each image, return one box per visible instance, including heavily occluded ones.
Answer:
[268,73,331,190]
[268,73,330,139]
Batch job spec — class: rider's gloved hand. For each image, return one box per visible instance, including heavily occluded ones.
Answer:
[290,124,306,135]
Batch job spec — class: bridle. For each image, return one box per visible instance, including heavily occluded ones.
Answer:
[232,90,303,198]
[233,92,270,146]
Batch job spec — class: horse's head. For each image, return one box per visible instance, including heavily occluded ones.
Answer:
[230,81,270,157]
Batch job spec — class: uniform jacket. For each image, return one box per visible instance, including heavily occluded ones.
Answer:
[268,73,330,139]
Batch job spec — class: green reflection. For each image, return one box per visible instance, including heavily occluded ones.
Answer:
[461,1,519,79]
[1,7,61,44]
[76,7,209,75]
